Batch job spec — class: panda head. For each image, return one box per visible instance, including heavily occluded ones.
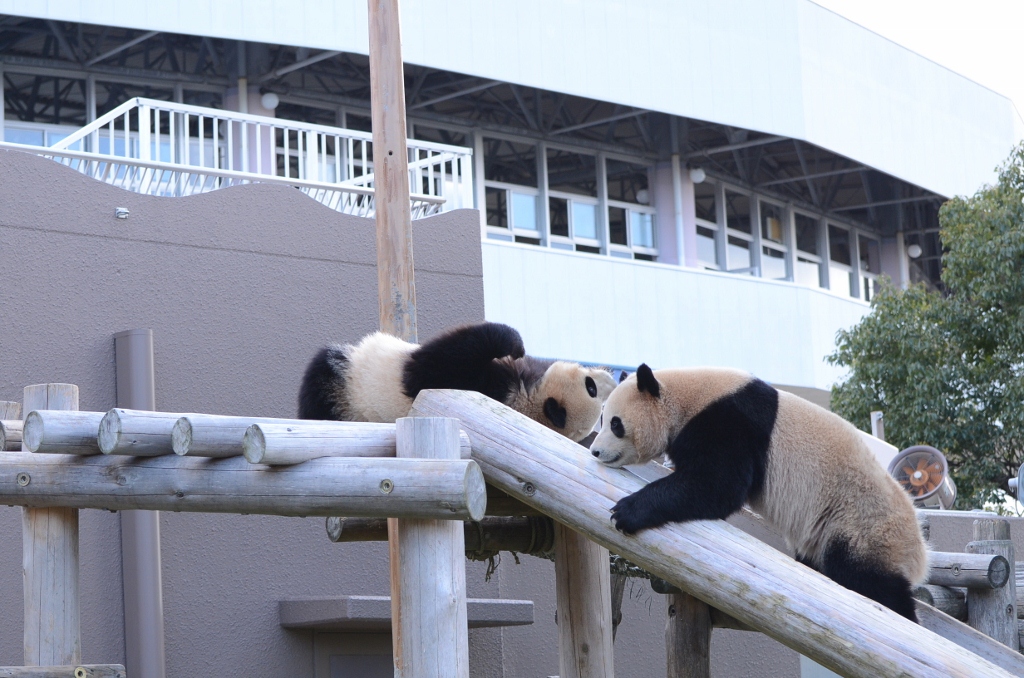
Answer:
[533,362,616,443]
[591,363,670,467]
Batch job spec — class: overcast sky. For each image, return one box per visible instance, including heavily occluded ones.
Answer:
[813,0,1024,122]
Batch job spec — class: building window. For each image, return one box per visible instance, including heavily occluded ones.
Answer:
[546,148,601,252]
[759,200,787,280]
[794,212,824,288]
[604,158,657,259]
[859,234,881,301]
[483,137,540,241]
[725,190,754,274]
[694,181,720,269]
[828,224,854,297]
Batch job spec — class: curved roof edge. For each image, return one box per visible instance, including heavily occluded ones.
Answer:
[3,0,1019,197]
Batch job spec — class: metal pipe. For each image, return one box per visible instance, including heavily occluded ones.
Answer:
[115,329,166,678]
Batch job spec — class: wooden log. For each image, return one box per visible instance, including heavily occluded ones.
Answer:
[0,666,125,678]
[411,389,1016,678]
[0,451,486,521]
[326,515,556,555]
[651,579,756,631]
[22,384,81,666]
[485,484,542,516]
[554,522,614,678]
[242,421,471,465]
[666,592,711,678]
[916,601,1024,676]
[390,418,469,678]
[22,411,103,455]
[0,401,21,420]
[172,414,315,458]
[1017,562,1024,618]
[98,408,178,456]
[928,550,1009,589]
[967,519,1018,650]
[1,419,23,451]
[912,585,967,621]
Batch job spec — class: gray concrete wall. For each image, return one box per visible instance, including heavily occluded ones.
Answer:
[0,147,904,677]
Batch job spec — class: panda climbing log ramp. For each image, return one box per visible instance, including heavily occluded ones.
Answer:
[411,389,1017,678]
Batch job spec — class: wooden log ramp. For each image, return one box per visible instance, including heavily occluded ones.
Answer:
[0,665,125,678]
[0,451,485,521]
[410,389,1017,678]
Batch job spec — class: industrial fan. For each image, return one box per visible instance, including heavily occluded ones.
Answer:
[887,445,957,509]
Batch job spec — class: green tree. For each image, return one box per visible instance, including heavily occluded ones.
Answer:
[829,143,1024,508]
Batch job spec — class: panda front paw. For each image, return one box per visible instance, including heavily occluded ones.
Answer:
[610,492,661,535]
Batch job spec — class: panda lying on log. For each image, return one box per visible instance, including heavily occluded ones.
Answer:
[299,322,615,443]
[591,364,928,622]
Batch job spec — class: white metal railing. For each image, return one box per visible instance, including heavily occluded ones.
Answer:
[40,97,473,218]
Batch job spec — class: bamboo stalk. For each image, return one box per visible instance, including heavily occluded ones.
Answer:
[410,389,1016,678]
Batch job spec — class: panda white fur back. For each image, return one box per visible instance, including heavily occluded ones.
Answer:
[591,364,927,621]
[299,322,615,442]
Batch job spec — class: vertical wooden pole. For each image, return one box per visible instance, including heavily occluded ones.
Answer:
[0,401,20,420]
[22,383,81,665]
[392,417,469,678]
[368,0,417,343]
[367,2,422,673]
[554,523,614,678]
[967,519,1018,650]
[666,592,711,678]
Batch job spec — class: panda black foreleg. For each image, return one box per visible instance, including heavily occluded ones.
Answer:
[611,470,749,535]
[820,538,918,622]
[403,322,526,401]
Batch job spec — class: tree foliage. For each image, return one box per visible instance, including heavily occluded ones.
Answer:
[829,144,1024,508]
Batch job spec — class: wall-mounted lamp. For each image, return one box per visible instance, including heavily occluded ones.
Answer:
[115,207,130,219]
[260,92,280,110]
[688,167,707,184]
[907,243,923,259]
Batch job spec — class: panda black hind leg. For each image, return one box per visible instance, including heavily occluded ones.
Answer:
[819,538,918,622]
[298,345,347,420]
[402,322,525,401]
[612,380,777,535]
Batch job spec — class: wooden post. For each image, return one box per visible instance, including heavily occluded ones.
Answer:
[22,383,80,665]
[368,0,417,341]
[554,524,614,678]
[0,401,20,419]
[666,592,711,678]
[1,419,24,451]
[967,519,1018,650]
[391,417,469,678]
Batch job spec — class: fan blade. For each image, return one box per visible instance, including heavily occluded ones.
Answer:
[902,466,915,476]
[916,458,928,471]
[925,480,938,493]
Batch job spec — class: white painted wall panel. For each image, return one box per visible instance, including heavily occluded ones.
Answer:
[2,0,1017,197]
[481,242,868,390]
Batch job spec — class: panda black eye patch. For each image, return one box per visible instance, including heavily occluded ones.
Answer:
[610,416,625,438]
[585,376,597,397]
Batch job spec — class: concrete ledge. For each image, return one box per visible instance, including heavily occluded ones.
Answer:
[279,596,533,632]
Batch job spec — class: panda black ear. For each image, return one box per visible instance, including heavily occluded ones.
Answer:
[635,363,660,398]
[543,397,567,429]
[619,370,629,384]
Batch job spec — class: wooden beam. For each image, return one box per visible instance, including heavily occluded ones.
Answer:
[0,452,486,521]
[916,602,1024,676]
[928,550,1009,589]
[0,401,21,420]
[22,384,81,666]
[390,417,470,678]
[242,421,471,465]
[555,523,613,678]
[172,414,320,458]
[410,389,1016,678]
[0,665,125,678]
[326,515,556,556]
[98,408,176,456]
[22,411,103,455]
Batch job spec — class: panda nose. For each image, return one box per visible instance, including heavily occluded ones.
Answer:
[591,450,600,458]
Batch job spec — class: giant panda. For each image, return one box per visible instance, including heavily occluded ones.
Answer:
[590,364,928,621]
[299,322,616,443]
